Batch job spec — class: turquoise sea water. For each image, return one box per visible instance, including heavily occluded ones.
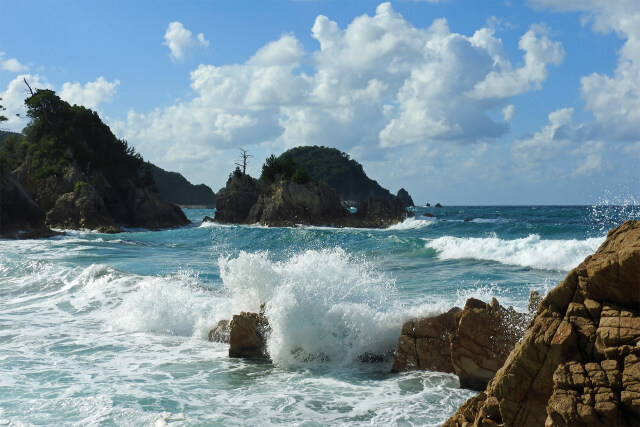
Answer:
[1,205,638,426]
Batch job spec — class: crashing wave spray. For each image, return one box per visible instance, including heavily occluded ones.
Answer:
[219,248,420,366]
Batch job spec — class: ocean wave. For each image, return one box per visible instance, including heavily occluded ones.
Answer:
[386,217,436,230]
[219,248,421,366]
[425,234,604,271]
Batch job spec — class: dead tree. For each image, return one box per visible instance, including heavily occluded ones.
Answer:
[235,148,252,175]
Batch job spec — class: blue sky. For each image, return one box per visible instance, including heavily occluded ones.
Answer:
[1,0,638,205]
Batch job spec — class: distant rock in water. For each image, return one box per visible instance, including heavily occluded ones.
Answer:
[0,89,188,236]
[214,172,409,228]
[354,197,411,228]
[444,220,640,426]
[435,203,443,208]
[396,188,414,207]
[148,163,216,208]
[214,173,261,224]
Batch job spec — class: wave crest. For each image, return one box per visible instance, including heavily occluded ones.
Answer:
[425,234,603,271]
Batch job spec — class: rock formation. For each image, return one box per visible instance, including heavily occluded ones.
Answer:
[214,173,261,224]
[228,311,270,359]
[444,220,640,426]
[247,180,350,227]
[450,298,529,390]
[0,89,189,236]
[396,188,415,207]
[214,173,410,229]
[354,197,411,228]
[391,307,461,373]
[391,298,528,391]
[0,171,57,238]
[208,319,230,344]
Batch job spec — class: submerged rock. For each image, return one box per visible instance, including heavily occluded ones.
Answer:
[444,220,640,427]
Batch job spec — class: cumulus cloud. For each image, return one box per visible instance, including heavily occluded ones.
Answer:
[532,0,640,142]
[111,3,567,191]
[164,22,209,62]
[467,24,565,99]
[60,77,120,110]
[0,53,28,73]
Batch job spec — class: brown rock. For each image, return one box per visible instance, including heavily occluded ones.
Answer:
[228,311,270,359]
[450,299,528,390]
[391,307,460,373]
[208,319,230,343]
[444,220,640,427]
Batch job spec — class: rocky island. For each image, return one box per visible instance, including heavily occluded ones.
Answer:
[0,89,188,238]
[213,152,411,228]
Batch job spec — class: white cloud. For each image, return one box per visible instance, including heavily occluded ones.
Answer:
[532,0,640,142]
[112,3,566,192]
[467,24,565,99]
[60,77,119,110]
[0,53,28,73]
[164,22,209,62]
[502,104,516,122]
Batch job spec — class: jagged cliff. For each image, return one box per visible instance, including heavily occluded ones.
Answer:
[444,220,640,426]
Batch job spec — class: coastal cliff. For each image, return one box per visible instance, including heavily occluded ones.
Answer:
[444,220,640,426]
[0,89,188,235]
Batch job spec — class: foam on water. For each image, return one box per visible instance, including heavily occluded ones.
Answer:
[386,216,436,230]
[425,233,604,271]
[219,248,436,366]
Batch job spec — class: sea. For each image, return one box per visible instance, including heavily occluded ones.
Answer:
[1,204,638,426]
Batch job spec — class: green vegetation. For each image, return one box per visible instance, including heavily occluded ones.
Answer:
[278,146,394,202]
[260,154,309,185]
[148,163,216,207]
[74,181,88,192]
[0,89,152,189]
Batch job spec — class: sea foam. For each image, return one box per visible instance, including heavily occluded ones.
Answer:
[425,233,604,271]
[219,248,427,366]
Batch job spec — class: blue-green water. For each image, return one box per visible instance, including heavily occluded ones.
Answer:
[1,205,638,425]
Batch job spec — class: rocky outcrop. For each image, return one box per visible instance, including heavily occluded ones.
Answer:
[450,298,529,390]
[214,174,410,229]
[396,188,415,207]
[444,220,640,427]
[391,307,461,373]
[391,298,528,391]
[354,197,411,228]
[208,320,230,343]
[247,180,350,227]
[214,173,261,224]
[0,171,57,238]
[228,311,270,359]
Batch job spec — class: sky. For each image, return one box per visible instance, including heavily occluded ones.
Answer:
[1,0,639,205]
